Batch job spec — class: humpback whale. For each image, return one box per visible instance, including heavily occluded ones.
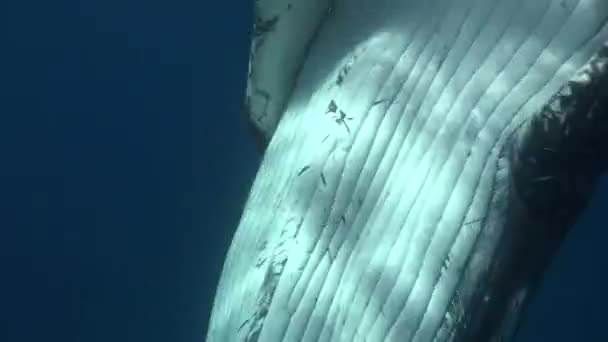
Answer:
[208,0,608,341]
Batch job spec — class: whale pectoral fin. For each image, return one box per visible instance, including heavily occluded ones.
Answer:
[443,46,608,340]
[511,41,608,224]
[245,0,334,144]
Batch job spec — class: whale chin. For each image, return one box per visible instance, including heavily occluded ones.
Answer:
[208,1,608,341]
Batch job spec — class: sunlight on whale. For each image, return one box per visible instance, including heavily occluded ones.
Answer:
[208,0,608,341]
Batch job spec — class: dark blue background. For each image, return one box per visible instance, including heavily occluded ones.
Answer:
[1,1,605,341]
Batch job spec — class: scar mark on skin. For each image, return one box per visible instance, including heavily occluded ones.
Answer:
[257,239,268,251]
[297,166,310,176]
[335,60,352,86]
[372,99,389,106]
[254,15,279,37]
[238,318,249,331]
[342,122,351,134]
[247,89,272,122]
[326,247,335,261]
[463,217,484,227]
[255,257,267,268]
[441,254,451,273]
[336,73,344,85]
[327,3,334,16]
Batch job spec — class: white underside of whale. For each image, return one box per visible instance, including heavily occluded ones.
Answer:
[208,1,608,341]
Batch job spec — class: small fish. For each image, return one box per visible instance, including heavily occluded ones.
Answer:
[326,100,338,114]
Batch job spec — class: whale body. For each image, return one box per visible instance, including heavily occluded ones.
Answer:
[208,0,608,341]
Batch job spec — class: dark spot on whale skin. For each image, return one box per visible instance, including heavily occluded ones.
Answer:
[297,165,310,176]
[254,15,279,37]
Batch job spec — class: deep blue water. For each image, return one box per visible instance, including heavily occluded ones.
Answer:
[0,1,605,341]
